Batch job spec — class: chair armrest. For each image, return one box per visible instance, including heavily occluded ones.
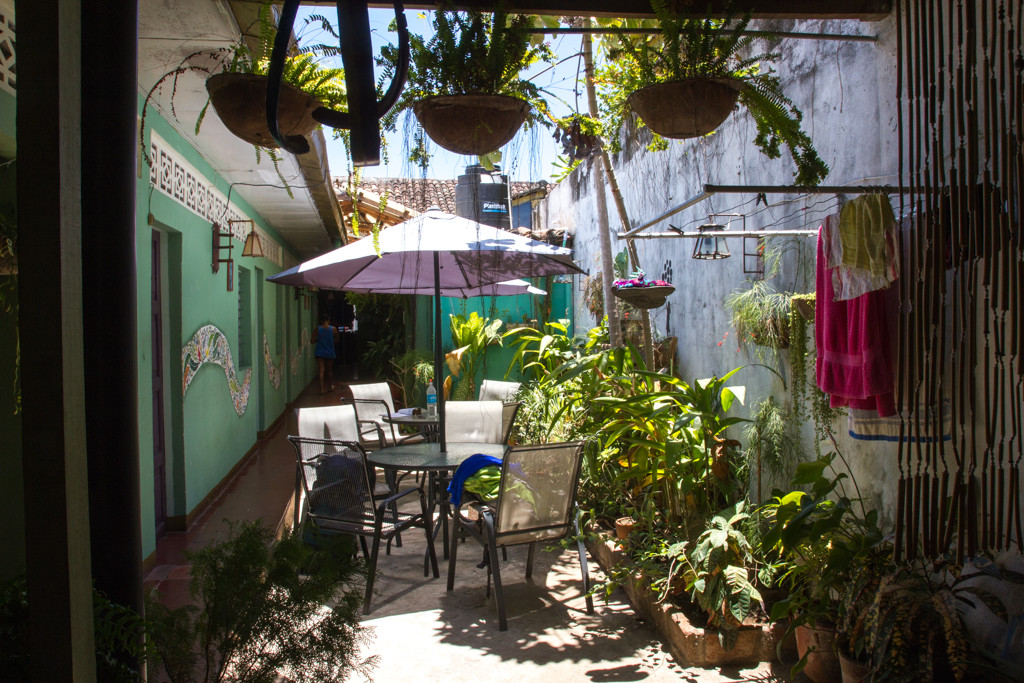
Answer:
[355,419,386,449]
[375,485,424,513]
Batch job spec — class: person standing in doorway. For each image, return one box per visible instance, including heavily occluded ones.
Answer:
[312,314,340,394]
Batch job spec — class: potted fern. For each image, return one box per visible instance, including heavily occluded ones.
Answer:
[141,4,346,155]
[597,2,828,186]
[378,10,554,157]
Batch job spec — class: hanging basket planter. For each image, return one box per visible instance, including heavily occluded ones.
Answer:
[205,73,322,149]
[627,77,742,139]
[412,94,531,155]
[612,285,675,309]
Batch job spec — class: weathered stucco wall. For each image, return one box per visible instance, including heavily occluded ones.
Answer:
[539,17,905,524]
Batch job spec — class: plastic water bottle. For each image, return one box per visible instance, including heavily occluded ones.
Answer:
[426,381,437,417]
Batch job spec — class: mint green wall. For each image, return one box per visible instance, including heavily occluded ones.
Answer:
[136,98,316,559]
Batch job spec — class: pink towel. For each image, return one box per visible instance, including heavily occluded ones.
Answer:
[815,218,897,417]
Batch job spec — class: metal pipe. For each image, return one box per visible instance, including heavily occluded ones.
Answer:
[527,27,880,42]
[617,229,819,239]
[620,190,712,237]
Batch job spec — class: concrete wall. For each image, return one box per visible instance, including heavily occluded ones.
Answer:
[539,17,905,523]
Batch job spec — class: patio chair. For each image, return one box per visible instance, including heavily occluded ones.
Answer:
[347,381,422,446]
[501,401,522,445]
[446,441,593,631]
[479,379,521,402]
[292,405,392,529]
[444,400,504,443]
[288,436,438,615]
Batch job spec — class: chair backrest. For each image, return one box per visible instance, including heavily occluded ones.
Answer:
[493,441,586,546]
[348,382,396,413]
[500,401,522,445]
[479,379,521,402]
[288,436,377,530]
[445,400,504,443]
[295,405,366,448]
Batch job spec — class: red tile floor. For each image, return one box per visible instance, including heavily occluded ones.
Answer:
[143,380,345,610]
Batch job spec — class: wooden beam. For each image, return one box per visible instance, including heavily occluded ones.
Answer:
[299,1,894,21]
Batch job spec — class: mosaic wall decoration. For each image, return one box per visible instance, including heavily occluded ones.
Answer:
[263,332,282,390]
[148,131,282,267]
[290,328,311,376]
[182,324,251,416]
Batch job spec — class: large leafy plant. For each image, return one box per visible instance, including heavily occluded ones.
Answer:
[596,2,828,185]
[663,501,764,651]
[446,312,503,400]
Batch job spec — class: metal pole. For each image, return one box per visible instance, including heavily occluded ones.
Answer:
[434,252,446,452]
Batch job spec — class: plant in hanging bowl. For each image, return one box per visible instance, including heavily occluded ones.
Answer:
[611,270,675,310]
[378,10,555,160]
[724,279,794,352]
[596,1,829,186]
[140,4,347,166]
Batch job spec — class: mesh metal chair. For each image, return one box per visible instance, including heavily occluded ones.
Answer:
[446,441,594,631]
[478,379,521,402]
[444,400,504,443]
[348,382,422,446]
[289,436,438,614]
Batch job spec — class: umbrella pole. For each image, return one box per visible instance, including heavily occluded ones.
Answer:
[434,252,446,452]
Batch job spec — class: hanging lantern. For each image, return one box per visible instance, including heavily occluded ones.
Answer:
[692,223,731,260]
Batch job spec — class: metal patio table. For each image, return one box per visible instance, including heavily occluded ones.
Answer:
[367,442,506,567]
[381,411,439,442]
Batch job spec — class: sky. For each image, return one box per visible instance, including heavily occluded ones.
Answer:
[295,7,590,183]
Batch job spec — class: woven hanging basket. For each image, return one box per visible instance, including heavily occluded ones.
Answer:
[412,94,530,155]
[627,78,742,139]
[206,73,322,148]
[612,285,675,309]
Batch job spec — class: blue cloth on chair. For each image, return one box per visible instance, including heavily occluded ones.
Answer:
[448,454,503,507]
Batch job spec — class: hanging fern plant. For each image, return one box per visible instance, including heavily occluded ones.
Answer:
[595,1,828,186]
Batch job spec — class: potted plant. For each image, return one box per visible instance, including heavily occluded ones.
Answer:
[378,10,554,158]
[141,4,347,158]
[612,270,675,309]
[597,2,829,186]
[759,452,886,682]
[724,279,794,352]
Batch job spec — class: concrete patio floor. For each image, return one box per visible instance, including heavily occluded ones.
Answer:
[146,379,794,682]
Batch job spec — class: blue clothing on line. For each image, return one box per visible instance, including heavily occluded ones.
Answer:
[448,454,503,508]
[314,325,337,359]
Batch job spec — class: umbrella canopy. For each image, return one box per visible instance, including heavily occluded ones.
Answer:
[268,208,583,450]
[268,208,581,292]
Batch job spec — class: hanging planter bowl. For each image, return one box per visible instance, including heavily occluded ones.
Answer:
[612,284,675,309]
[412,94,530,155]
[627,77,742,139]
[206,73,322,149]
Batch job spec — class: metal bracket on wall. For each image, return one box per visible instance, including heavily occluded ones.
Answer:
[212,222,234,291]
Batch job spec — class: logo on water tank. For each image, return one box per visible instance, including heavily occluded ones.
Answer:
[482,201,508,214]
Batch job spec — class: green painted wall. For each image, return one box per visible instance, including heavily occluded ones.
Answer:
[136,98,316,559]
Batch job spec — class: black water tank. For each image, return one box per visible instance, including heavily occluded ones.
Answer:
[455,164,511,230]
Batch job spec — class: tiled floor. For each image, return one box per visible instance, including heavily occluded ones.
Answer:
[143,378,791,682]
[143,379,346,609]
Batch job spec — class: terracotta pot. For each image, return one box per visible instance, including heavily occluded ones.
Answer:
[838,649,871,683]
[206,73,322,148]
[614,517,637,540]
[412,94,530,155]
[627,78,742,139]
[795,623,841,683]
[793,296,816,321]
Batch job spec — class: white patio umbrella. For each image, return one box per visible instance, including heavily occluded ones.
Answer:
[268,208,583,450]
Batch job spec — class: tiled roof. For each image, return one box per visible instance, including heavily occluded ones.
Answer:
[332,175,548,215]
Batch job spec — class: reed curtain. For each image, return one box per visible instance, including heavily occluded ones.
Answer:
[894,0,1023,561]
